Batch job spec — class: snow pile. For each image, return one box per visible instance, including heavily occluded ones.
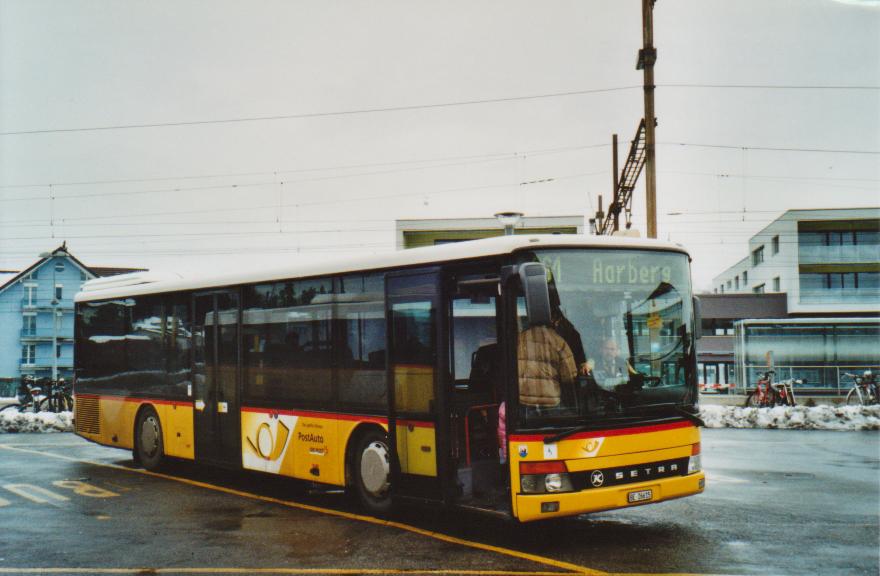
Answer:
[0,410,74,433]
[700,404,880,431]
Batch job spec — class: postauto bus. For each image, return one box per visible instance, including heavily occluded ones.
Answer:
[73,235,705,522]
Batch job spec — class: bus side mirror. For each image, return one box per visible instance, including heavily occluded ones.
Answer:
[693,296,702,340]
[519,263,552,327]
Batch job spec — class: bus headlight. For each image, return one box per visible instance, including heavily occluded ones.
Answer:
[521,474,542,493]
[544,473,573,493]
[520,461,573,493]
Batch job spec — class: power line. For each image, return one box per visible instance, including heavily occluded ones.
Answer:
[0,142,607,190]
[0,86,640,136]
[660,142,880,155]
[659,83,880,91]
[0,169,605,231]
[659,170,880,183]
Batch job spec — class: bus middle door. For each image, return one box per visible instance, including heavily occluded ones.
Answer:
[386,270,451,505]
[192,290,242,467]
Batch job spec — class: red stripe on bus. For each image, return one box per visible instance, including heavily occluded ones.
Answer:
[74,393,191,408]
[397,419,434,429]
[509,420,693,442]
[241,406,387,425]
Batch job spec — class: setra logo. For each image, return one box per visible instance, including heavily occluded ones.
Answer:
[590,470,605,487]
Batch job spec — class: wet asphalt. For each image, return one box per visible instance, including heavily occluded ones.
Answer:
[0,429,877,576]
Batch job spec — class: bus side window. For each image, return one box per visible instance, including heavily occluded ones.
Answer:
[451,294,498,398]
[391,300,435,414]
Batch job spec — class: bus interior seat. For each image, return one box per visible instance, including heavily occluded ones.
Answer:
[469,343,498,399]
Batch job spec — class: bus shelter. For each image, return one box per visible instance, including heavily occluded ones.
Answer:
[733,317,880,395]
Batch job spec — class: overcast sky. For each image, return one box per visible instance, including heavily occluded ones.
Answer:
[1,0,878,289]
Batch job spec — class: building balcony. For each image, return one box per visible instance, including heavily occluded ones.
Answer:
[20,298,74,312]
[20,330,51,341]
[798,244,880,265]
[799,288,880,305]
[19,330,73,342]
[19,359,73,369]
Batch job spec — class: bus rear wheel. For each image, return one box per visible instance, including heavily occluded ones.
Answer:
[352,429,392,515]
[135,406,165,471]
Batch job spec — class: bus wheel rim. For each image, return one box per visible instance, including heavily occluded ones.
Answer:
[360,441,390,497]
[141,416,159,457]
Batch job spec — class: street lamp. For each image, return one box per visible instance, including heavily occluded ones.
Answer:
[494,212,523,236]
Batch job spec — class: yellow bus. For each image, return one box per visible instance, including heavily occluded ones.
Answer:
[74,234,705,522]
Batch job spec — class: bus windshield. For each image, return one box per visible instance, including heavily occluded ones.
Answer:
[515,248,696,428]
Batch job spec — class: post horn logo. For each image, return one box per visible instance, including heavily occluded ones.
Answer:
[246,420,290,461]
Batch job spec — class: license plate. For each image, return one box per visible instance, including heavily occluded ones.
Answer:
[627,489,653,503]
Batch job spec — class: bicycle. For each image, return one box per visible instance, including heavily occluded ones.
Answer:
[843,371,879,406]
[39,377,74,413]
[0,376,45,414]
[744,371,799,407]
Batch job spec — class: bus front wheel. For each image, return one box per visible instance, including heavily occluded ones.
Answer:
[135,406,165,471]
[352,429,392,515]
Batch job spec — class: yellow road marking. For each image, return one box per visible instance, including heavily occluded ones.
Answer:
[0,570,570,575]
[0,445,594,574]
[0,570,709,575]
[0,444,713,576]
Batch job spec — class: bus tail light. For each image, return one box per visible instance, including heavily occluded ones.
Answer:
[520,460,567,475]
[687,442,702,474]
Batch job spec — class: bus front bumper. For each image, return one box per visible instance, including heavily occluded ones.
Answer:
[514,471,705,522]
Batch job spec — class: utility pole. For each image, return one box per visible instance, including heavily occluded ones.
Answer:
[611,134,620,233]
[639,0,658,238]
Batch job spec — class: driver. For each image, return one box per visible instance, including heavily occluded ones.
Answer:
[588,337,634,389]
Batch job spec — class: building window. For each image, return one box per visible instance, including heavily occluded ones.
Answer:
[720,285,725,294]
[22,315,36,336]
[56,344,62,358]
[55,262,65,272]
[771,235,779,255]
[22,344,35,365]
[743,271,748,285]
[55,284,63,301]
[752,246,765,266]
[726,280,732,289]
[773,277,780,292]
[753,284,765,294]
[735,276,740,290]
[24,284,37,306]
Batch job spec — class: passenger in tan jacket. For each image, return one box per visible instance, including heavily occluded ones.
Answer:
[517,323,578,407]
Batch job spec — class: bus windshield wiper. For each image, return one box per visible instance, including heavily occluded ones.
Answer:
[675,406,705,427]
[543,404,705,443]
[629,402,705,427]
[543,417,636,444]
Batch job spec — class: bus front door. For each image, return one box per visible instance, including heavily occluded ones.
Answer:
[192,291,241,467]
[386,270,451,504]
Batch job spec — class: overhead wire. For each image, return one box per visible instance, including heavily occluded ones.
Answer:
[0,142,608,190]
[0,85,641,136]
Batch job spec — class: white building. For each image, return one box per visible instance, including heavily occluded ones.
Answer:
[712,208,880,316]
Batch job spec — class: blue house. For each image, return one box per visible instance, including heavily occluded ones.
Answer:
[0,244,143,397]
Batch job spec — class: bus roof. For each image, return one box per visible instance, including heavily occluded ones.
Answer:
[75,234,689,303]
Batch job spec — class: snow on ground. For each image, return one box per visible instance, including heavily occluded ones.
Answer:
[0,410,73,433]
[1,404,878,433]
[699,404,880,431]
